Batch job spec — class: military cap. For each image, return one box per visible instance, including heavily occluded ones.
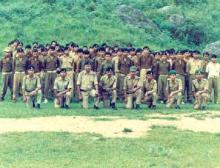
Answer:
[195,69,203,75]
[106,67,113,72]
[27,65,35,71]
[60,68,67,73]
[169,70,177,75]
[129,66,137,72]
[146,70,153,75]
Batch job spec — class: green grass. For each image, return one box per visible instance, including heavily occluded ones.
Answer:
[0,99,219,119]
[0,127,220,168]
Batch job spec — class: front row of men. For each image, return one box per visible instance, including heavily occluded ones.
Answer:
[22,61,209,110]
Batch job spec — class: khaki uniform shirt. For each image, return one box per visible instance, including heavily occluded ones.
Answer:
[100,74,117,90]
[192,79,208,92]
[54,77,72,92]
[22,75,41,92]
[60,55,73,69]
[143,79,157,93]
[187,59,202,75]
[77,70,98,91]
[124,76,142,91]
[167,78,183,94]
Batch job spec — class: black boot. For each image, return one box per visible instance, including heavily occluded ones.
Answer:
[32,102,35,108]
[201,105,206,110]
[36,104,41,109]
[0,97,4,101]
[94,105,99,109]
[148,102,152,109]
[111,103,117,110]
[136,104,140,110]
[64,104,69,109]
[151,105,156,110]
[175,105,181,109]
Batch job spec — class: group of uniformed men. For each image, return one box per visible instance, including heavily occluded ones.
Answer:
[0,39,220,110]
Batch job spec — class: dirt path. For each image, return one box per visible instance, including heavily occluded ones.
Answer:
[0,112,220,138]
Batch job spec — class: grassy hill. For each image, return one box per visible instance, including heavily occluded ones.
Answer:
[0,0,220,52]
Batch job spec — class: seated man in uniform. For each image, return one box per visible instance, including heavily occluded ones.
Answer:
[166,70,183,109]
[54,68,73,109]
[22,65,42,108]
[192,70,209,110]
[142,70,157,109]
[99,67,117,109]
[124,66,142,109]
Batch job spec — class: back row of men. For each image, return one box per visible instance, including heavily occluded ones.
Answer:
[0,40,219,110]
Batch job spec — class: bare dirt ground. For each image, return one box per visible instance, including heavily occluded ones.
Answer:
[0,111,220,138]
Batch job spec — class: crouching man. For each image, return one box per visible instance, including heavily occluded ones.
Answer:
[22,65,42,108]
[166,70,183,109]
[143,70,157,109]
[54,68,73,109]
[99,67,117,109]
[124,66,142,109]
[192,70,209,110]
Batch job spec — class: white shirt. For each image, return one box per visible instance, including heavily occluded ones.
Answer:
[206,62,220,78]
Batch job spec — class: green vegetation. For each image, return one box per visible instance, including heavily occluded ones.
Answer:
[0,127,220,168]
[0,100,219,119]
[0,0,220,52]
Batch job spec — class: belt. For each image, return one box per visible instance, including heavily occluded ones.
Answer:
[15,71,25,74]
[47,70,56,73]
[80,89,92,92]
[25,90,35,93]
[65,68,72,71]
[2,72,13,75]
[209,76,218,79]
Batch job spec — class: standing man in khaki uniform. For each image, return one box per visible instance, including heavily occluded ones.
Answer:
[157,54,170,103]
[172,53,187,103]
[124,66,142,109]
[142,70,157,109]
[0,47,13,101]
[186,51,202,103]
[206,54,220,104]
[77,61,99,109]
[192,70,209,110]
[13,48,28,102]
[43,46,60,103]
[22,66,42,108]
[54,68,73,109]
[59,47,75,95]
[166,70,183,109]
[99,67,117,109]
